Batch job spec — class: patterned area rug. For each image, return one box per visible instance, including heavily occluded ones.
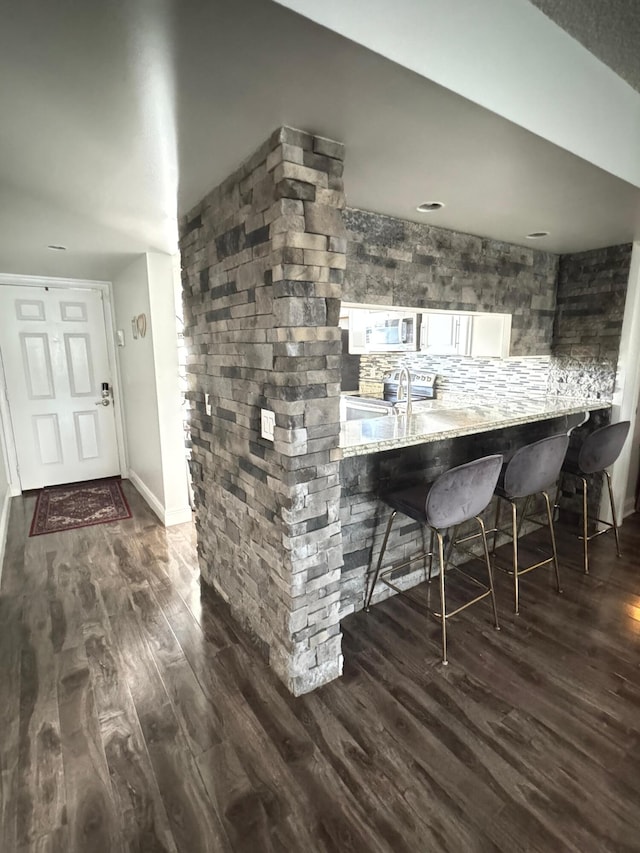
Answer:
[29,478,132,536]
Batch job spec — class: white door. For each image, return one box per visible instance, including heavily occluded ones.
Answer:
[0,285,121,489]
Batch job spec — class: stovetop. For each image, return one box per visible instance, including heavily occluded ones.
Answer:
[383,370,437,401]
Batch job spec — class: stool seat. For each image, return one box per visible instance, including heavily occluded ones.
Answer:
[558,419,630,573]
[493,433,569,613]
[366,454,503,665]
[576,420,630,475]
[383,483,430,524]
[385,456,504,530]
[498,434,570,500]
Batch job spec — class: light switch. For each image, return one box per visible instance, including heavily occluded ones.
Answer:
[116,329,125,347]
[205,393,213,416]
[261,408,275,441]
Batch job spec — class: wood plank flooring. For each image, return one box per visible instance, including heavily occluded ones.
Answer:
[2,482,640,852]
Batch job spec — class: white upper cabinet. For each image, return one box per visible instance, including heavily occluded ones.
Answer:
[420,311,511,357]
[341,302,512,357]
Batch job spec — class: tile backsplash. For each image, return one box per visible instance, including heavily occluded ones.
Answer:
[358,352,616,402]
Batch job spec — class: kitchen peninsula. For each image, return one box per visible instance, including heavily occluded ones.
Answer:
[341,394,607,457]
[181,125,630,696]
[338,394,610,618]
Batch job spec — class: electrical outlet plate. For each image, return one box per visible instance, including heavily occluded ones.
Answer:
[261,408,275,441]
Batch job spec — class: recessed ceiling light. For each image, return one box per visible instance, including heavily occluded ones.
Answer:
[525,231,550,239]
[416,202,445,212]
[47,244,67,251]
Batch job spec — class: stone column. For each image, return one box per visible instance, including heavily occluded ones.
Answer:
[180,127,346,694]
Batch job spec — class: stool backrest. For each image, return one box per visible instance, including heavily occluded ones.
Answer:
[566,411,589,435]
[425,454,503,530]
[503,434,569,499]
[578,420,630,474]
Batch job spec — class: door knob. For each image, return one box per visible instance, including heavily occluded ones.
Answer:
[96,381,111,405]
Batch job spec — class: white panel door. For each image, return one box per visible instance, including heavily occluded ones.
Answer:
[0,286,120,489]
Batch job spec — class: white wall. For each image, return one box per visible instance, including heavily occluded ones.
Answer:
[612,242,640,518]
[0,406,12,585]
[275,0,640,190]
[112,253,190,525]
[147,253,191,525]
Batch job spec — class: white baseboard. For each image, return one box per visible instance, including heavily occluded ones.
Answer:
[127,470,192,527]
[0,487,12,588]
[164,506,194,525]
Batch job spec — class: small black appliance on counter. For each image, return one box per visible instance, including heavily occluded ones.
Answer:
[382,370,437,403]
[341,329,361,392]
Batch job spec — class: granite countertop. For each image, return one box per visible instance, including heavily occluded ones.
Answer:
[339,394,610,457]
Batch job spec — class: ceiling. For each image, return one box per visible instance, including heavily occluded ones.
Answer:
[529,0,640,94]
[1,0,639,281]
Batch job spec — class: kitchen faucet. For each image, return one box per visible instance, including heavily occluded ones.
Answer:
[397,367,412,419]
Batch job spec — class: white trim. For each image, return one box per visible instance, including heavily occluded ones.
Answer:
[0,273,110,288]
[611,241,640,521]
[164,506,194,526]
[98,287,129,478]
[0,274,129,492]
[127,469,164,521]
[0,351,20,494]
[0,486,11,588]
[127,469,192,527]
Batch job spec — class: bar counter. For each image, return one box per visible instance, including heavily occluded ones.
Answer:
[338,395,611,618]
[340,394,609,458]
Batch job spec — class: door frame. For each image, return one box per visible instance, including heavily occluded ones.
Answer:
[0,273,128,493]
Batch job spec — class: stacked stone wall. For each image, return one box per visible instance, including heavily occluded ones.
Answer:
[343,208,559,356]
[180,127,346,694]
[553,244,632,363]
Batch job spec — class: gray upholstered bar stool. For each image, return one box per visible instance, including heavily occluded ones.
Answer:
[364,454,503,665]
[559,420,630,574]
[492,434,569,614]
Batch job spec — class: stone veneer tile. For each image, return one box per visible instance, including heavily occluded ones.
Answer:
[181,129,632,693]
[180,126,346,696]
[553,243,631,360]
[343,207,559,357]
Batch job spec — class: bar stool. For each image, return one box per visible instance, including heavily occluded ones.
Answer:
[364,454,503,665]
[559,420,630,574]
[493,434,569,614]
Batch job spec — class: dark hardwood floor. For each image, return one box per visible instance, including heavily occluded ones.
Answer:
[2,483,640,852]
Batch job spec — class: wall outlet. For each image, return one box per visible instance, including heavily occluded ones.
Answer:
[261,408,275,441]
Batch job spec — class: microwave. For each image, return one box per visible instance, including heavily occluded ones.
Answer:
[346,307,418,353]
[364,312,417,352]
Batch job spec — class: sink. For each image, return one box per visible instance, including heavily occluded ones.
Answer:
[341,395,396,421]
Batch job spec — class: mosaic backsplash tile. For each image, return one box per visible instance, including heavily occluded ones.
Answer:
[358,352,616,403]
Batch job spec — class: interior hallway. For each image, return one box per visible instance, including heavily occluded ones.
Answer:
[1,483,640,852]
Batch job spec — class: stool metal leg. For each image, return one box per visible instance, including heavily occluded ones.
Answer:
[427,528,435,583]
[553,476,563,522]
[580,475,589,574]
[511,500,520,615]
[604,470,622,557]
[477,516,500,631]
[492,496,501,554]
[365,510,396,611]
[436,530,448,665]
[517,494,532,539]
[543,490,562,594]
